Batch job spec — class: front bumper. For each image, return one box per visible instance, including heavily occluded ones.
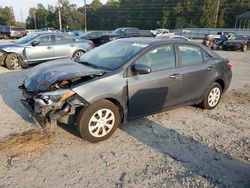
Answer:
[20,89,88,128]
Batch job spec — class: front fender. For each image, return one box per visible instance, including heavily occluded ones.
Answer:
[0,50,7,65]
[71,71,128,120]
[1,47,25,60]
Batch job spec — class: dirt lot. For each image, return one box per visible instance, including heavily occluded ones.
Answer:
[0,45,249,187]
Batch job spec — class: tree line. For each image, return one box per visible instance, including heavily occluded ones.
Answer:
[1,0,250,30]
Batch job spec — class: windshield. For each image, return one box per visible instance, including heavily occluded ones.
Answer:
[14,34,38,44]
[79,41,148,70]
[113,28,125,35]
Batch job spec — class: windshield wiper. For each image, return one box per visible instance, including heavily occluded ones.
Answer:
[78,61,111,71]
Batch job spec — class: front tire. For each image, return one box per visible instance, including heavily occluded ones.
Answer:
[5,53,23,70]
[201,83,222,110]
[76,100,121,143]
[241,44,247,52]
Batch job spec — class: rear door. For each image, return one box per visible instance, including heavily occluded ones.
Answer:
[127,44,182,118]
[25,35,54,61]
[52,34,76,59]
[177,44,215,103]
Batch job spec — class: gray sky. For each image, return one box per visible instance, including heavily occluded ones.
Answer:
[0,0,107,22]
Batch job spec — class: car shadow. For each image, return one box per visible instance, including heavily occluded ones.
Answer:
[120,118,250,188]
[0,68,36,125]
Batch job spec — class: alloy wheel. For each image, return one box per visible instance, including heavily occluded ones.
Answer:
[9,55,21,70]
[88,109,115,138]
[74,51,85,58]
[208,87,221,107]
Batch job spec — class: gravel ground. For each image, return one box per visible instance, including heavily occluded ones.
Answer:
[0,47,249,188]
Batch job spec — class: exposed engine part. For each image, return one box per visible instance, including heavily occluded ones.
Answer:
[50,76,96,91]
[49,104,71,121]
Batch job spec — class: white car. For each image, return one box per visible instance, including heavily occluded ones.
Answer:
[156,34,190,41]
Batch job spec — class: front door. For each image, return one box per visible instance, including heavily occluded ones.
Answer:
[25,35,54,62]
[127,45,182,118]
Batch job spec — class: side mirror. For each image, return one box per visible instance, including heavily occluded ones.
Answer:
[131,64,151,75]
[31,41,40,47]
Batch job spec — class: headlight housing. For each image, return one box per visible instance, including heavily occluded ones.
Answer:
[36,89,75,104]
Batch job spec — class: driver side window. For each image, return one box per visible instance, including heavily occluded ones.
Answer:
[36,35,52,45]
[135,45,176,72]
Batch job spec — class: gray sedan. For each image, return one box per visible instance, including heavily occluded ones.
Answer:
[20,38,232,142]
[0,32,94,70]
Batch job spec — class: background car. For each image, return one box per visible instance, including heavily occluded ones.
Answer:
[222,35,250,52]
[80,31,112,46]
[20,38,232,142]
[113,27,141,38]
[157,34,190,41]
[0,32,94,70]
[0,25,27,39]
[72,30,84,37]
[150,28,170,36]
[38,27,57,32]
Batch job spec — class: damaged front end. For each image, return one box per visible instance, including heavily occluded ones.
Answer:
[19,58,106,129]
[20,88,88,128]
[0,50,7,66]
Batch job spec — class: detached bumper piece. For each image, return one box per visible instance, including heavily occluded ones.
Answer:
[21,99,47,128]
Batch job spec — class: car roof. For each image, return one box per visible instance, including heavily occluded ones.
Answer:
[116,27,139,30]
[117,37,194,45]
[34,31,66,36]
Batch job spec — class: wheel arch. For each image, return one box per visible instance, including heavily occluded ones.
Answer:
[105,98,125,123]
[214,79,225,92]
[72,49,86,57]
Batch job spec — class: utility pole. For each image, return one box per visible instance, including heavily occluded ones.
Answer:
[215,0,221,28]
[34,5,37,29]
[84,0,87,32]
[20,9,23,23]
[58,0,62,31]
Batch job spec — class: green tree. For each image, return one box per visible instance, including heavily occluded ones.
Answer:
[0,6,16,25]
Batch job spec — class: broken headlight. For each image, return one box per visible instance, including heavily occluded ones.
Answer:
[36,89,75,104]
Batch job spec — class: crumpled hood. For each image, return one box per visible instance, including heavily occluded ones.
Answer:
[24,58,106,92]
[0,42,22,49]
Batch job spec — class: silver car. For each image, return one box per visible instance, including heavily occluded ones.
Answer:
[0,32,94,70]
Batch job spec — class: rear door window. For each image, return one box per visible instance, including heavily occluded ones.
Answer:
[202,50,212,61]
[55,35,75,44]
[178,45,204,66]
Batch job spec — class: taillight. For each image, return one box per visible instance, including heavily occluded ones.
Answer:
[227,63,232,69]
[88,41,94,47]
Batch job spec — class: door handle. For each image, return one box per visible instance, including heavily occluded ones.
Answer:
[207,66,215,71]
[47,46,52,50]
[169,73,181,79]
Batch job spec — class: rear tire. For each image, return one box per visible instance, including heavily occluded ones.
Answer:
[76,100,121,143]
[241,44,247,52]
[3,34,9,39]
[73,50,85,59]
[201,82,222,110]
[5,53,23,70]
